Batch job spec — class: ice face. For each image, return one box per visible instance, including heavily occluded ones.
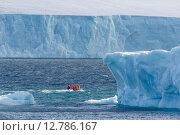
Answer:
[0,91,36,105]
[104,46,180,109]
[0,15,180,58]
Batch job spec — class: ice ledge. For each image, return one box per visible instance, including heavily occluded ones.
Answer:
[104,46,180,109]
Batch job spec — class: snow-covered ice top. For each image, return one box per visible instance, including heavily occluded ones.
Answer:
[0,91,36,105]
[1,15,180,58]
[0,0,180,17]
[104,46,180,109]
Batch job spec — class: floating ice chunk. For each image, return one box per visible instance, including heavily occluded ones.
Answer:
[85,95,118,104]
[104,46,180,109]
[0,91,36,105]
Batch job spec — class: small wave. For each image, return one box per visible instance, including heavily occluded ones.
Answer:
[0,89,35,93]
[102,75,109,77]
[0,90,17,93]
[0,91,36,105]
[41,89,84,93]
[28,89,35,92]
[85,95,118,105]
[41,90,52,93]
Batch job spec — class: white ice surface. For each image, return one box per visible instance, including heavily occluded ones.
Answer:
[104,46,180,109]
[0,0,180,17]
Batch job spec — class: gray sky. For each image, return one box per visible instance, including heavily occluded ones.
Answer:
[0,0,180,17]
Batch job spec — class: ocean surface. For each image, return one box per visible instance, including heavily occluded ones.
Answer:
[0,58,180,120]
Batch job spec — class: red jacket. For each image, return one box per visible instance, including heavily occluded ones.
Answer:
[73,86,78,90]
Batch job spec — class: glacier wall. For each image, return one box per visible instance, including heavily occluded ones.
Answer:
[104,46,180,109]
[0,15,180,58]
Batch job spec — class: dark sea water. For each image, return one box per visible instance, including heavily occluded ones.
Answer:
[0,59,180,120]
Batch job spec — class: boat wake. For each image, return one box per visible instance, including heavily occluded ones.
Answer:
[41,89,84,93]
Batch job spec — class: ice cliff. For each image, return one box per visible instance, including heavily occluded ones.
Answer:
[104,46,180,109]
[0,15,180,58]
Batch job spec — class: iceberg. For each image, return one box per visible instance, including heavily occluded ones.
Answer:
[0,15,180,58]
[0,91,36,105]
[104,46,180,109]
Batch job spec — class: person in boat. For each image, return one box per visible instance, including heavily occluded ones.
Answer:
[73,86,77,90]
[73,85,80,90]
[78,85,80,90]
[73,86,78,90]
[67,84,72,90]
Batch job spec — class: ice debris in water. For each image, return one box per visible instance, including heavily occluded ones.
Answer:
[0,91,36,105]
[85,95,118,104]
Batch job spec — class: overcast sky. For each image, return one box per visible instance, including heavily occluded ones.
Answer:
[0,0,180,17]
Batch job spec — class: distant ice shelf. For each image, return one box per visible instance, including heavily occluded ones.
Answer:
[0,15,180,58]
[104,46,180,109]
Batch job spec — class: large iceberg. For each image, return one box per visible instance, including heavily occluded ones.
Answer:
[104,46,180,109]
[0,15,180,58]
[0,91,36,105]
